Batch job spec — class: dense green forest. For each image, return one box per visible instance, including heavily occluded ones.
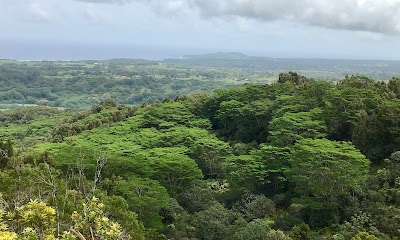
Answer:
[2,54,400,110]
[1,70,400,239]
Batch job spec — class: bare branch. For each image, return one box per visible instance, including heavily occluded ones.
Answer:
[70,228,87,240]
[92,155,107,192]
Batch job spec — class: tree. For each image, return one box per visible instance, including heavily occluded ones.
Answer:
[288,139,369,209]
[190,203,238,240]
[6,199,57,239]
[233,193,276,220]
[232,219,271,240]
[254,145,290,192]
[377,99,400,157]
[289,223,311,240]
[225,146,290,193]
[388,77,400,98]
[70,197,123,240]
[216,100,246,137]
[212,97,273,143]
[0,198,124,240]
[0,139,13,169]
[338,75,376,90]
[139,102,201,130]
[351,232,380,240]
[190,137,232,178]
[268,109,326,146]
[178,181,217,213]
[135,148,203,195]
[101,194,145,240]
[266,230,293,240]
[225,154,268,192]
[323,86,382,143]
[299,80,334,108]
[110,176,169,230]
[278,72,308,85]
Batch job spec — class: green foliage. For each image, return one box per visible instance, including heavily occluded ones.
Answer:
[225,154,268,191]
[190,203,239,240]
[70,197,123,240]
[189,135,233,179]
[0,200,57,240]
[232,219,271,240]
[388,77,400,98]
[278,72,309,85]
[290,223,312,240]
[0,139,13,169]
[232,193,276,220]
[0,107,66,146]
[0,106,60,124]
[4,70,400,239]
[109,176,169,230]
[0,198,126,240]
[351,232,381,240]
[16,200,57,239]
[268,109,327,146]
[266,230,293,240]
[139,102,205,129]
[0,58,272,110]
[178,181,216,213]
[101,195,145,240]
[134,148,203,195]
[288,139,369,209]
[225,145,290,192]
[49,100,135,142]
[273,204,305,231]
[342,212,381,239]
[217,99,273,142]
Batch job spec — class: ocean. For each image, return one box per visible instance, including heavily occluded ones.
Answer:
[0,40,212,61]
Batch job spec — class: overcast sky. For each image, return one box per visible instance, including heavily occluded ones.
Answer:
[1,0,400,60]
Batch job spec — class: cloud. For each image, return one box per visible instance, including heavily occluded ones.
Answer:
[74,0,132,3]
[72,0,400,35]
[160,0,188,15]
[189,0,400,35]
[27,2,52,22]
[83,6,108,24]
[0,0,55,23]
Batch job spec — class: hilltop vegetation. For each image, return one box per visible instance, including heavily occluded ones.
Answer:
[1,73,400,239]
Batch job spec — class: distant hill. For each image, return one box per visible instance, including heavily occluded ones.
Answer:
[183,52,252,60]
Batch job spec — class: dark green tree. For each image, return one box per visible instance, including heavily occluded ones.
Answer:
[288,139,369,209]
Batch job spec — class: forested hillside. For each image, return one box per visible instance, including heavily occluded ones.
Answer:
[0,58,268,110]
[2,56,400,110]
[1,72,400,239]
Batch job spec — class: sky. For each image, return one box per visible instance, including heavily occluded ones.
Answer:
[1,0,400,60]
